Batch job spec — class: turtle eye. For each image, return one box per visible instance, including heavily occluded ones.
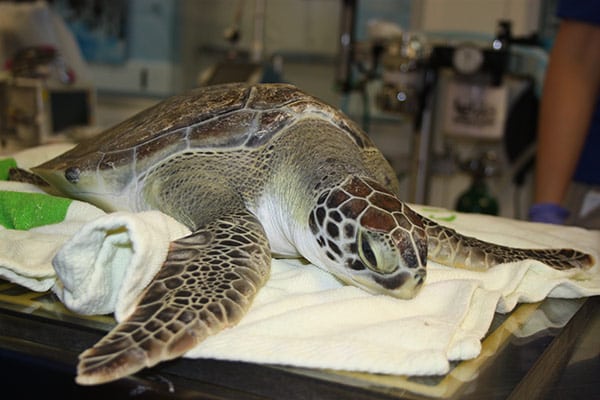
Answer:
[65,166,80,184]
[357,229,399,274]
[358,231,378,270]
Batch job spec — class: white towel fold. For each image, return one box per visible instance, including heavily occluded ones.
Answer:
[53,211,190,320]
[0,144,598,377]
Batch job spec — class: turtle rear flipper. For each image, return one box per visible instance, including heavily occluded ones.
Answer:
[423,217,594,271]
[76,211,271,385]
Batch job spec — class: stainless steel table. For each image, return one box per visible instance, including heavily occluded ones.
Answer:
[0,279,598,399]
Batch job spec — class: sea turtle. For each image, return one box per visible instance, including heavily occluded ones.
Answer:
[30,83,592,385]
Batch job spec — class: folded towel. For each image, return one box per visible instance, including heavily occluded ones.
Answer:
[53,211,191,319]
[1,145,598,377]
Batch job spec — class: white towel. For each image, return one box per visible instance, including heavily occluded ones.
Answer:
[0,179,102,291]
[185,213,599,374]
[1,145,598,377]
[52,211,191,319]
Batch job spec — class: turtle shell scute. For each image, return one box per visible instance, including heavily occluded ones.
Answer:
[247,84,310,109]
[102,83,251,153]
[246,109,293,147]
[187,110,256,148]
[35,83,373,176]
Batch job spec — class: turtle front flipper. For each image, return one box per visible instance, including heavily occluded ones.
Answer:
[76,211,271,385]
[423,217,594,271]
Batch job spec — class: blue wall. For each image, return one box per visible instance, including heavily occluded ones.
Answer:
[128,0,180,62]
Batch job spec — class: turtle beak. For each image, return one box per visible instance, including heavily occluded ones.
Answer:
[373,268,426,299]
[348,266,425,300]
[378,229,428,299]
[31,165,69,190]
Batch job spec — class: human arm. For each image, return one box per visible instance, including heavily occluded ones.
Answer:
[531,19,600,223]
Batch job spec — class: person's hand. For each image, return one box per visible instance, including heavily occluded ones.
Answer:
[528,203,569,225]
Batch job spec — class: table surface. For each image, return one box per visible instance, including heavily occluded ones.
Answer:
[0,279,598,399]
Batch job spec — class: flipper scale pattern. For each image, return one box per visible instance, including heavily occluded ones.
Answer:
[423,217,594,271]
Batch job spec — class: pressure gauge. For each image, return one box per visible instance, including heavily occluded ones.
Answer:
[453,45,484,75]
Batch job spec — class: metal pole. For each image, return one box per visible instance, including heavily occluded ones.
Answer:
[410,68,435,204]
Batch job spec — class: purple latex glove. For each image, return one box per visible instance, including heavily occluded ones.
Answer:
[528,203,569,225]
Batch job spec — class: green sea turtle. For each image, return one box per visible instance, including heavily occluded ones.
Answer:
[30,83,592,385]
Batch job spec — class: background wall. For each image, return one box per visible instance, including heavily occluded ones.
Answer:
[50,0,550,217]
[416,0,541,36]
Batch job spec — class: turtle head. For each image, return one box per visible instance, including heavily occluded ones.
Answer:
[32,145,135,212]
[308,177,427,299]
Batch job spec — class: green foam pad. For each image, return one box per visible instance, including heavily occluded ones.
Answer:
[0,191,72,230]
